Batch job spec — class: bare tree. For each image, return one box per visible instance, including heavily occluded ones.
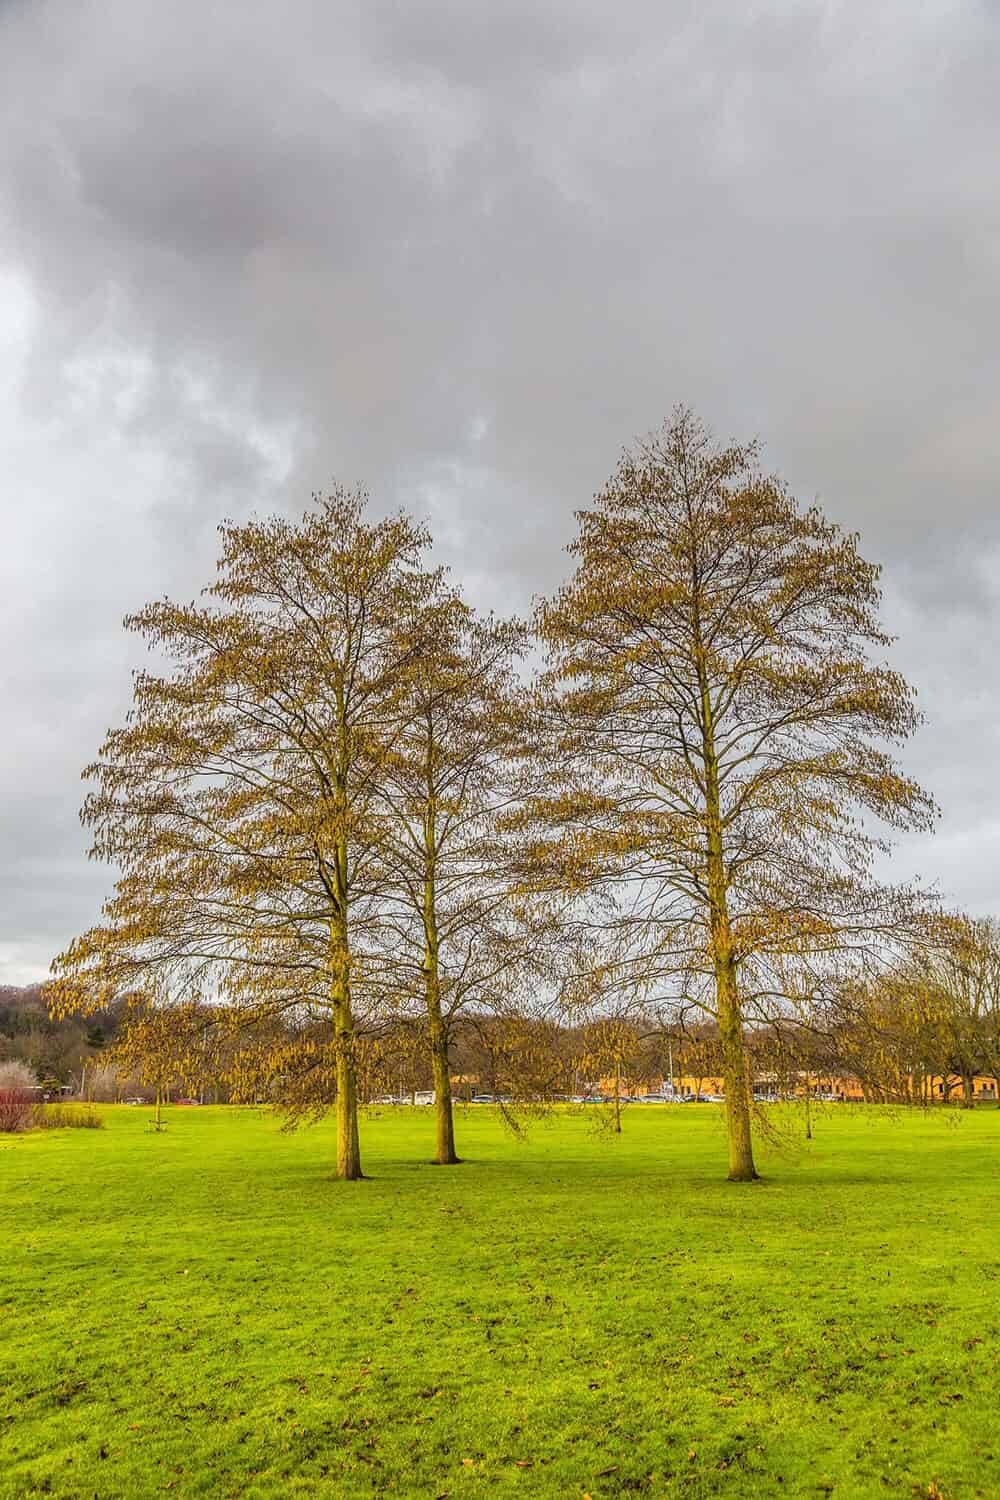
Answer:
[867,916,1000,1106]
[378,601,534,1162]
[52,492,440,1180]
[529,409,934,1180]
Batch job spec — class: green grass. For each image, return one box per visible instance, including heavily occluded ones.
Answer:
[2,1103,998,1499]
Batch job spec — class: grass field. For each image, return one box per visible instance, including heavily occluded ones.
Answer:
[2,1102,998,1499]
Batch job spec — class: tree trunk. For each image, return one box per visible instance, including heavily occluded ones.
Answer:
[717,959,758,1180]
[328,689,363,1181]
[804,1073,812,1140]
[429,1020,458,1164]
[332,936,363,1181]
[612,1058,622,1134]
[699,656,758,1182]
[423,807,459,1165]
[334,1018,362,1180]
[962,1071,975,1109]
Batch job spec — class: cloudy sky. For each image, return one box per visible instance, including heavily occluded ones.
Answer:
[2,0,999,984]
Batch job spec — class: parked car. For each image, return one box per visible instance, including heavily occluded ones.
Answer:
[470,1093,495,1103]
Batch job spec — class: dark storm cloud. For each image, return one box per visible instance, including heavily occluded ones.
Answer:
[2,0,999,979]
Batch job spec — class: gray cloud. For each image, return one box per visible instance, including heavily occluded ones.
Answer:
[2,0,999,980]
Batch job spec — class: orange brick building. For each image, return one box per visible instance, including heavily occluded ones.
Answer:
[599,1072,999,1103]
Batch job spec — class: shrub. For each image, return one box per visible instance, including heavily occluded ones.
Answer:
[34,1103,105,1130]
[0,1088,35,1133]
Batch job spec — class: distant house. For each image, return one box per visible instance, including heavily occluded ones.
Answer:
[599,1071,1000,1104]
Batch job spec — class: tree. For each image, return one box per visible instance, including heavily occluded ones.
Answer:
[578,1015,644,1131]
[891,916,1000,1106]
[530,409,934,1180]
[52,492,440,1180]
[378,602,531,1163]
[0,1059,37,1090]
[111,995,208,1125]
[928,918,1000,1104]
[674,1026,725,1101]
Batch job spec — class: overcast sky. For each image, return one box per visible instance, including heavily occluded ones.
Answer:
[2,0,999,984]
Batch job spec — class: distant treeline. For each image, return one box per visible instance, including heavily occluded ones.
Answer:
[0,985,125,1091]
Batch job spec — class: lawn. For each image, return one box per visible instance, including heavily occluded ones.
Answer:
[2,1102,997,1500]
